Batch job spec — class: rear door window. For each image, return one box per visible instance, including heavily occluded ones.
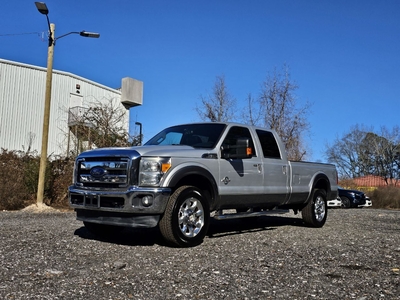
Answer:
[256,130,281,159]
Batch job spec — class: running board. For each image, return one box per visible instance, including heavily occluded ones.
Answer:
[213,209,290,220]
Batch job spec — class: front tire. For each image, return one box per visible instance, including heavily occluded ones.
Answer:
[341,196,351,208]
[159,185,210,247]
[302,189,327,227]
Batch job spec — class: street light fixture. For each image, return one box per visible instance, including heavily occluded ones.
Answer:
[34,2,100,206]
[35,1,49,15]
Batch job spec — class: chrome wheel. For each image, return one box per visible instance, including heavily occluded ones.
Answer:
[302,189,327,228]
[178,197,205,238]
[314,195,326,222]
[159,185,210,247]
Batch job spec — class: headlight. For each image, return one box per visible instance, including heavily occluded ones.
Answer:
[139,157,171,186]
[73,160,78,184]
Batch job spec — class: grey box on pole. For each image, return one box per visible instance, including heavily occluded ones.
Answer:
[121,77,143,109]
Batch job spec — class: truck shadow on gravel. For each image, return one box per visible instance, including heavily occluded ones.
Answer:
[207,215,305,239]
[74,215,304,247]
[74,226,164,246]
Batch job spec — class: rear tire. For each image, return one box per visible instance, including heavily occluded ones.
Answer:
[159,185,210,247]
[302,189,327,228]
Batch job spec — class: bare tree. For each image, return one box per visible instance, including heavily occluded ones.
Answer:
[22,132,36,154]
[326,125,371,178]
[68,98,137,154]
[244,65,311,160]
[84,99,131,148]
[362,126,400,184]
[196,75,236,122]
[241,93,261,126]
[326,125,400,183]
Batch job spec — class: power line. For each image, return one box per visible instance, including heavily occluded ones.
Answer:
[0,31,45,37]
[0,31,46,42]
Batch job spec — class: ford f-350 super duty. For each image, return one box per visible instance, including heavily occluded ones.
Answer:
[69,122,338,247]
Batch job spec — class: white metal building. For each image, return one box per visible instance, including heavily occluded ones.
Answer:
[0,58,142,156]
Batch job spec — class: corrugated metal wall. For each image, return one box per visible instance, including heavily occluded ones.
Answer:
[0,58,127,156]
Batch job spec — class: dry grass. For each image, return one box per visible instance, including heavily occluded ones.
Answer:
[369,186,400,210]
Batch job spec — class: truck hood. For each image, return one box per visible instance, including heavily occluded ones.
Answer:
[77,145,217,159]
[134,145,216,158]
[77,147,141,160]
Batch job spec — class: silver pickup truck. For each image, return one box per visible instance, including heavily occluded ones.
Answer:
[69,122,338,247]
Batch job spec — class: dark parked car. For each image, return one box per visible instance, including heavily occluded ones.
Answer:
[338,186,370,208]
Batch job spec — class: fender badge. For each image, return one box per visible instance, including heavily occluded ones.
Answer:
[222,176,230,185]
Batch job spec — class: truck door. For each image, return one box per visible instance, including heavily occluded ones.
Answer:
[218,126,264,207]
[256,130,290,204]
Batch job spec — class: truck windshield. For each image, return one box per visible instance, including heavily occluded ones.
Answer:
[144,123,226,148]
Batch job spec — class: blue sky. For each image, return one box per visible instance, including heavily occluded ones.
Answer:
[1,0,399,162]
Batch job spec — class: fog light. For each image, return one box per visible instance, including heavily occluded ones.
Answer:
[141,195,153,207]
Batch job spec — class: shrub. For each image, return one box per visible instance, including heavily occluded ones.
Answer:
[0,149,74,210]
[0,149,36,210]
[47,157,74,209]
[370,186,400,210]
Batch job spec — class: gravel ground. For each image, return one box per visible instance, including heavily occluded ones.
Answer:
[0,207,399,300]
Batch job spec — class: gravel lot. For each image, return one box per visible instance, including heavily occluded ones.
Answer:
[0,207,399,300]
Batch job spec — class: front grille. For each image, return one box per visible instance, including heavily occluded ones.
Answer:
[76,156,138,188]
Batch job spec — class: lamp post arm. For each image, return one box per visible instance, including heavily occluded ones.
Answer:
[54,31,100,44]
[55,31,80,40]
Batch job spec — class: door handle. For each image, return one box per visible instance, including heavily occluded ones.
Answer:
[253,164,262,173]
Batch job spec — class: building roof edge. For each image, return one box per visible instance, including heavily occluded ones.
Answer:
[0,58,121,94]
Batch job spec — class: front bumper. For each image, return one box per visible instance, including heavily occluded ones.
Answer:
[69,185,171,227]
[359,197,372,208]
[328,197,342,208]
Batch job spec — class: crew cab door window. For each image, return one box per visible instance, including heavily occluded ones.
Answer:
[256,130,281,159]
